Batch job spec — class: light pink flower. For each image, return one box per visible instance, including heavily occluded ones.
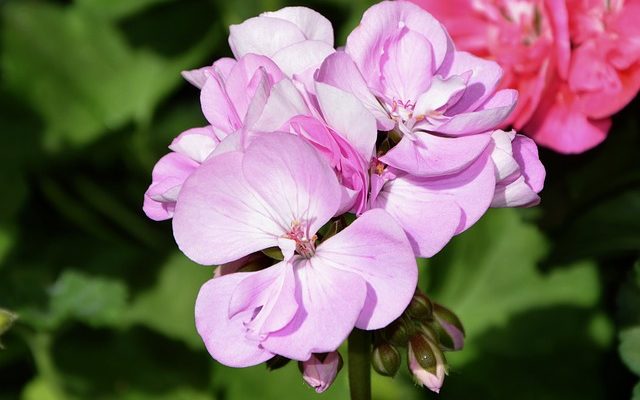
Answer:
[252,78,377,214]
[228,7,335,77]
[300,352,343,393]
[317,1,517,178]
[143,126,224,221]
[369,148,496,257]
[490,130,546,207]
[174,133,417,366]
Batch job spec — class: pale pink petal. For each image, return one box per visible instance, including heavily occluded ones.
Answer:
[414,75,467,115]
[346,1,452,86]
[437,89,518,135]
[489,130,519,182]
[512,134,545,193]
[491,176,541,207]
[242,133,342,235]
[143,153,198,221]
[315,51,393,130]
[315,82,377,161]
[228,261,298,338]
[261,7,334,45]
[442,51,504,114]
[380,132,492,177]
[251,79,311,131]
[272,40,335,77]
[378,149,496,242]
[224,54,285,121]
[261,257,367,360]
[181,57,237,89]
[229,17,306,58]
[169,126,220,163]
[316,209,418,329]
[200,73,241,133]
[381,29,434,102]
[172,152,284,265]
[195,273,274,367]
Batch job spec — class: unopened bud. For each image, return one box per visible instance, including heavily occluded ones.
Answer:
[371,342,401,377]
[432,303,465,351]
[408,334,447,393]
[383,319,410,346]
[266,355,291,371]
[299,352,343,393]
[406,292,433,320]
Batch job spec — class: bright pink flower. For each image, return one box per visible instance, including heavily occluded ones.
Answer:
[412,0,640,153]
[300,352,343,393]
[527,0,640,153]
[228,7,335,77]
[174,133,417,366]
[490,130,546,207]
[143,126,224,221]
[318,1,517,178]
[411,0,571,129]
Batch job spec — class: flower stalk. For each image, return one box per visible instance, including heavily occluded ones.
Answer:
[348,328,372,400]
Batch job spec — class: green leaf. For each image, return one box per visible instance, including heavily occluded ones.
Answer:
[1,2,212,149]
[75,0,174,20]
[47,271,128,329]
[125,253,212,349]
[423,209,611,399]
[620,327,640,376]
[21,376,67,400]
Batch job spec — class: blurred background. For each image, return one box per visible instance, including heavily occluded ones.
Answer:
[0,0,639,399]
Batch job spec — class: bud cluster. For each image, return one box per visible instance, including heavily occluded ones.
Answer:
[370,289,465,393]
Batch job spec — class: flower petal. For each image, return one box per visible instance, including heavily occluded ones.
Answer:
[316,51,394,130]
[242,133,342,235]
[437,89,517,136]
[169,126,220,163]
[261,257,367,360]
[195,273,274,367]
[381,132,492,177]
[261,7,334,45]
[272,40,335,77]
[229,16,306,58]
[316,209,418,329]
[172,151,284,265]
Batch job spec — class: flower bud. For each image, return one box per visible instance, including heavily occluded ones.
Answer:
[408,334,447,393]
[299,352,343,393]
[266,355,291,371]
[432,303,465,351]
[383,319,410,346]
[371,342,401,377]
[406,292,433,321]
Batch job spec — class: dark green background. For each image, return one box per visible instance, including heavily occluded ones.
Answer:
[1,0,639,398]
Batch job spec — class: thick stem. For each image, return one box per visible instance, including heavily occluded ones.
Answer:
[348,328,372,400]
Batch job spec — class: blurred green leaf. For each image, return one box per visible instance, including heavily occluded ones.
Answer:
[424,209,610,399]
[75,0,174,20]
[621,327,640,376]
[48,271,128,329]
[21,376,67,400]
[552,190,640,262]
[125,253,212,349]
[2,1,213,149]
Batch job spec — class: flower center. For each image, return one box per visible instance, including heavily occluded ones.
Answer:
[286,221,317,258]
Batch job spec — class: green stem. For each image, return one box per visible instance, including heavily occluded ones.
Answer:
[348,328,372,400]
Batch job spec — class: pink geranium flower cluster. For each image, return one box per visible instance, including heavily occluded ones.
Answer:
[143,0,545,394]
[412,0,640,153]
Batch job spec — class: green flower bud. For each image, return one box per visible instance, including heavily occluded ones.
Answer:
[432,303,465,351]
[371,342,401,377]
[406,292,433,321]
[383,319,410,346]
[408,333,448,393]
[266,355,291,371]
